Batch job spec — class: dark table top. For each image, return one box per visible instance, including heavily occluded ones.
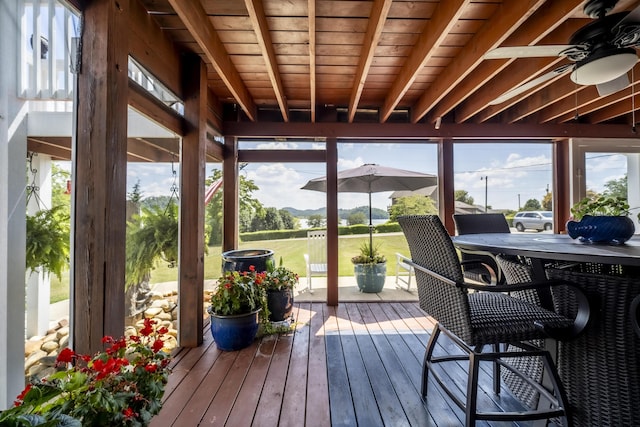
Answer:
[451,233,640,267]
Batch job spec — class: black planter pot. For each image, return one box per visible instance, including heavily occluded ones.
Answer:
[267,289,294,321]
[221,249,275,273]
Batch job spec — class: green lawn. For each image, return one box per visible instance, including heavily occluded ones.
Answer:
[49,232,411,303]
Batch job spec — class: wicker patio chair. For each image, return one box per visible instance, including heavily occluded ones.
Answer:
[398,215,591,426]
[453,213,511,285]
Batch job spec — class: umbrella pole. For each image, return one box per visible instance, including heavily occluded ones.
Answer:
[368,191,373,258]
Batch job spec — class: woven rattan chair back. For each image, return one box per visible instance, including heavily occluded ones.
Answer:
[398,215,473,340]
[453,213,511,234]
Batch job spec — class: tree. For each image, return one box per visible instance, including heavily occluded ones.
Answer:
[603,174,627,199]
[307,214,325,228]
[347,212,367,226]
[522,198,541,211]
[128,179,143,203]
[51,163,71,210]
[205,170,263,244]
[278,209,298,229]
[389,195,437,222]
[454,190,474,205]
[541,192,552,210]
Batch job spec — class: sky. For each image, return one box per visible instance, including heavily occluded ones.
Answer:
[123,141,628,214]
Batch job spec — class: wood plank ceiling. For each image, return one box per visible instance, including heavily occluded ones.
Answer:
[139,0,640,130]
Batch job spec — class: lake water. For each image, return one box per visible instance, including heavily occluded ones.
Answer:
[298,218,388,229]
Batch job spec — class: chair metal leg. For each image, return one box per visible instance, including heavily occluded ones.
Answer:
[492,343,501,395]
[466,352,480,427]
[422,324,441,399]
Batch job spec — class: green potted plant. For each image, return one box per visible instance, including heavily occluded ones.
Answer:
[351,241,387,293]
[25,205,70,280]
[207,267,266,351]
[126,203,179,288]
[568,195,636,244]
[1,318,171,426]
[264,264,298,322]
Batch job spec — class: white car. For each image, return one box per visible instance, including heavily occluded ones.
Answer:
[512,211,553,232]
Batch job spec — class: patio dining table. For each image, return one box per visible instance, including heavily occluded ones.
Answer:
[452,233,640,427]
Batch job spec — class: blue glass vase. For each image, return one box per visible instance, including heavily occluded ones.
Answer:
[566,215,635,244]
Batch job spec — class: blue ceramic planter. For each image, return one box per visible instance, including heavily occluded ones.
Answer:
[209,309,261,351]
[566,215,635,244]
[354,262,387,293]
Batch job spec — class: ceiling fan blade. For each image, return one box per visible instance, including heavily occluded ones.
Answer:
[596,73,630,96]
[489,65,573,105]
[613,3,640,30]
[484,45,576,59]
[612,4,640,47]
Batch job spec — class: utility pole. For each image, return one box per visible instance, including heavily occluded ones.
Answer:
[518,193,521,210]
[481,176,488,212]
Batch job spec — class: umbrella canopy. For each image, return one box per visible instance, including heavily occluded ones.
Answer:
[301,163,438,194]
[301,164,438,256]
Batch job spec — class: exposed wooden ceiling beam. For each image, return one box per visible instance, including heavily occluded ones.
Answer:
[128,80,184,136]
[167,0,257,121]
[432,4,585,124]
[410,0,547,124]
[308,0,316,122]
[348,0,392,123]
[534,64,640,123]
[455,18,586,123]
[586,92,640,124]
[128,0,183,99]
[244,0,289,122]
[27,137,72,160]
[380,0,470,123]
[223,120,640,140]
[502,77,580,123]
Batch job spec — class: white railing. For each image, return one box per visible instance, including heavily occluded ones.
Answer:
[19,0,80,100]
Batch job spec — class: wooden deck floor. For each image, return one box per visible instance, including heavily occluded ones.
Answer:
[150,302,535,427]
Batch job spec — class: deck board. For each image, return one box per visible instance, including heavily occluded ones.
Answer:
[150,302,537,426]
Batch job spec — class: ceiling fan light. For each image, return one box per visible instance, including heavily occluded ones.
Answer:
[570,50,638,85]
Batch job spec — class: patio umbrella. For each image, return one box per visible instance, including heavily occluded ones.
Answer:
[301,163,438,256]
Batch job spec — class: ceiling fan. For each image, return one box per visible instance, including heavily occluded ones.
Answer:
[485,0,640,105]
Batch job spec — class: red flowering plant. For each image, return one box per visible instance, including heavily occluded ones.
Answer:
[207,265,267,317]
[1,319,171,427]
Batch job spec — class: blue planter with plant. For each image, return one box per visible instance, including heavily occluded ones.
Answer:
[352,242,387,293]
[264,266,298,321]
[208,309,261,351]
[208,267,266,351]
[568,195,637,244]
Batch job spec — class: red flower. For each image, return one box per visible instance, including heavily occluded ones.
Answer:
[140,318,156,336]
[157,326,169,335]
[14,384,32,406]
[249,265,256,271]
[145,363,158,373]
[102,336,113,344]
[122,407,136,419]
[152,339,164,353]
[129,335,141,342]
[57,347,76,364]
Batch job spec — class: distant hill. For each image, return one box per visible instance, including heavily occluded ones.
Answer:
[283,205,389,220]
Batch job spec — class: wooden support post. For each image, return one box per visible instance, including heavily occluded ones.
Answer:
[438,139,455,234]
[223,136,239,251]
[178,54,206,347]
[553,139,571,233]
[326,138,338,306]
[73,0,129,354]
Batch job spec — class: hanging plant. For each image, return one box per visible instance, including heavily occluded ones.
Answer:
[25,205,70,280]
[126,202,179,288]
